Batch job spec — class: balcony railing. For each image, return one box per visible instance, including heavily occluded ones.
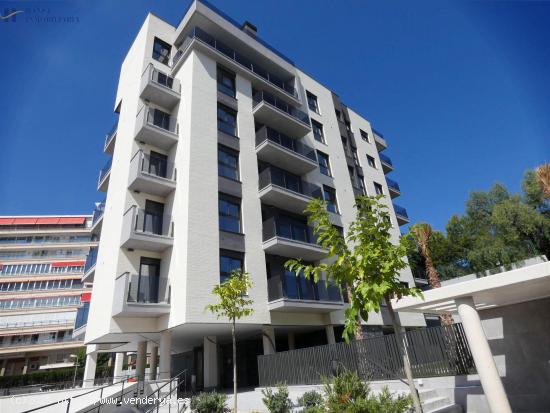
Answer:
[259,167,321,198]
[379,153,393,167]
[267,274,342,303]
[253,90,310,126]
[126,273,163,304]
[386,178,401,193]
[74,302,89,330]
[0,319,74,331]
[255,126,316,162]
[92,202,105,226]
[143,63,180,93]
[172,26,297,98]
[84,247,97,274]
[0,335,79,349]
[262,216,318,245]
[137,105,178,135]
[98,159,112,185]
[131,150,176,181]
[104,123,117,150]
[393,203,409,219]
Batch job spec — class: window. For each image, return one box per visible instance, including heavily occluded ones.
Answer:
[152,37,171,65]
[360,129,370,143]
[311,120,325,143]
[276,215,310,243]
[374,182,384,195]
[367,155,376,168]
[306,91,319,113]
[317,151,331,177]
[219,195,241,233]
[218,146,239,180]
[335,109,342,122]
[323,185,339,214]
[217,104,237,136]
[351,147,359,165]
[217,66,236,97]
[152,108,171,130]
[358,177,366,194]
[220,252,243,283]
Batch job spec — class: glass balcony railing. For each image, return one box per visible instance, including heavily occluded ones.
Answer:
[137,105,178,135]
[98,159,112,184]
[143,63,181,94]
[131,150,176,181]
[379,153,393,166]
[252,90,310,126]
[0,334,79,349]
[74,302,89,330]
[262,216,319,245]
[386,178,400,193]
[393,203,409,219]
[126,273,162,304]
[92,202,105,227]
[0,319,74,330]
[172,26,297,98]
[104,123,117,149]
[255,126,317,162]
[127,206,173,238]
[267,274,342,303]
[84,247,97,273]
[259,166,321,198]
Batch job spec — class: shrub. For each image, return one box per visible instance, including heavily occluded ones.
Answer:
[262,384,293,413]
[298,390,324,412]
[190,391,229,413]
[367,386,412,413]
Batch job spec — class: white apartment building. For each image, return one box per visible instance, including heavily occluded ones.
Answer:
[84,0,424,390]
[0,215,95,377]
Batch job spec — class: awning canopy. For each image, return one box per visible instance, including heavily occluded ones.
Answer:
[392,261,550,314]
[39,362,75,370]
[0,216,87,226]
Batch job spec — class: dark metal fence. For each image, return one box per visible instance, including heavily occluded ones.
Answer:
[258,323,476,386]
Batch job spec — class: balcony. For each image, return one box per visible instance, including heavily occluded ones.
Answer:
[128,150,176,197]
[90,201,105,235]
[373,128,388,151]
[82,246,97,283]
[120,206,173,252]
[104,123,117,154]
[259,167,321,215]
[262,217,327,261]
[171,26,298,104]
[267,274,343,313]
[97,159,112,192]
[386,178,401,198]
[0,335,80,350]
[393,203,410,226]
[112,272,170,317]
[379,153,394,173]
[140,63,181,109]
[255,126,317,175]
[134,105,178,150]
[252,90,311,137]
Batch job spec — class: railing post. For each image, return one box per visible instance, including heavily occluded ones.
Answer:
[65,398,71,413]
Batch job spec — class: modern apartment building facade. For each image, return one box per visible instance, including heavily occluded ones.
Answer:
[84,0,424,389]
[0,215,95,376]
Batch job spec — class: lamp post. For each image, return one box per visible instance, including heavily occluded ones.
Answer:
[69,354,79,388]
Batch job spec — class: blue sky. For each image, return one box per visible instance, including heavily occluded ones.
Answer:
[0,0,548,231]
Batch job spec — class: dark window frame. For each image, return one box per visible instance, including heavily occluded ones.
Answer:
[217,66,236,98]
[311,119,325,144]
[317,151,332,177]
[218,193,242,234]
[152,37,171,65]
[323,185,339,214]
[218,145,240,181]
[217,104,238,136]
[220,250,244,284]
[367,155,377,168]
[360,129,370,143]
[306,91,320,113]
[374,182,384,195]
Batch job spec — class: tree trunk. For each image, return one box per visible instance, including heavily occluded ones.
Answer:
[424,255,454,326]
[386,295,423,413]
[232,318,237,413]
[346,285,362,340]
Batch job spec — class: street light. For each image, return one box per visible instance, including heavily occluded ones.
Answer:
[69,354,79,388]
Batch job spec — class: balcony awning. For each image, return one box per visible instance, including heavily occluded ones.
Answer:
[39,362,75,370]
[0,216,87,226]
[81,292,92,302]
[51,261,85,267]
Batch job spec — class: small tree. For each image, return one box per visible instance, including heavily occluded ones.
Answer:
[410,223,453,325]
[206,270,254,413]
[285,195,424,413]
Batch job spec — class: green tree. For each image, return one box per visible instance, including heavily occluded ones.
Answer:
[285,195,424,413]
[206,270,254,413]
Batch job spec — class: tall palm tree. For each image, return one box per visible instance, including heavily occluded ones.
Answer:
[410,223,453,326]
[535,164,550,198]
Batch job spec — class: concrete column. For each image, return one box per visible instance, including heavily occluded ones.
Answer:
[456,297,512,413]
[262,326,276,355]
[113,353,124,381]
[325,325,336,345]
[21,358,30,375]
[83,353,97,388]
[159,330,171,380]
[149,346,158,380]
[203,336,218,389]
[0,359,6,377]
[287,332,295,350]
[136,341,147,382]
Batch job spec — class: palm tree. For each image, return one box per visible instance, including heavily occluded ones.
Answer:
[535,164,550,198]
[410,223,453,326]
